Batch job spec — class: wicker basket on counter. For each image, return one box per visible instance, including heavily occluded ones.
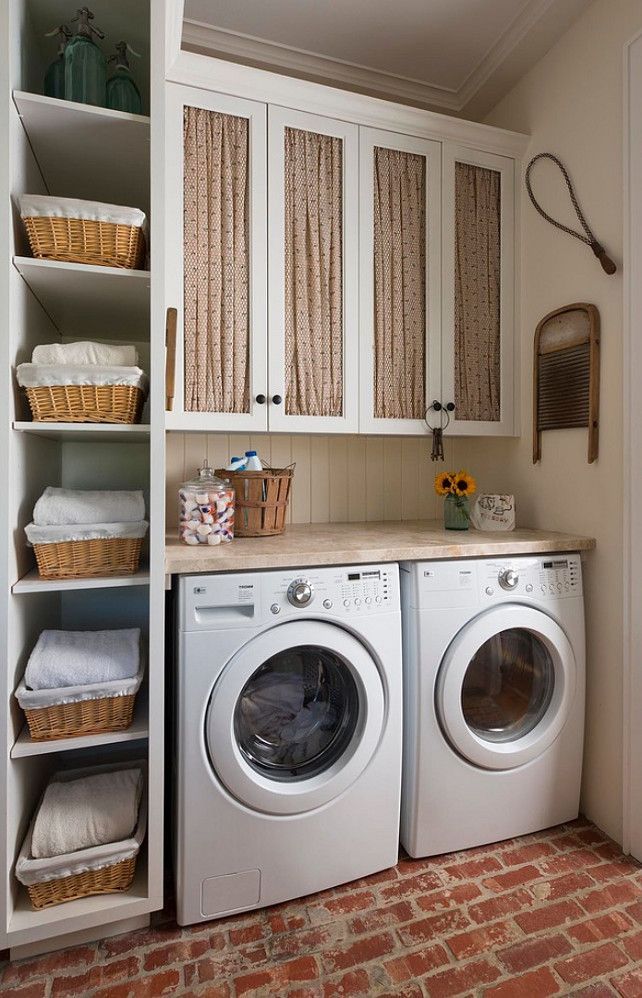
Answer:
[22,216,145,270]
[216,465,294,537]
[25,384,145,424]
[33,537,143,580]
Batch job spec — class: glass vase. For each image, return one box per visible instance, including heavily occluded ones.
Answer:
[444,494,470,530]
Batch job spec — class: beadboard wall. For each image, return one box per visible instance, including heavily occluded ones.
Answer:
[166,432,461,532]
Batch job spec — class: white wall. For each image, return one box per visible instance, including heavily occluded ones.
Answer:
[470,0,642,844]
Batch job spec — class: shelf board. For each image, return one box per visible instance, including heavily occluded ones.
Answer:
[12,568,150,595]
[13,422,151,443]
[13,257,150,340]
[13,91,150,213]
[11,698,149,759]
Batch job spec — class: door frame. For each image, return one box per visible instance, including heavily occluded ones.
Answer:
[623,28,642,859]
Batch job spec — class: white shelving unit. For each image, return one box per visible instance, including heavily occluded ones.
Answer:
[1,0,164,959]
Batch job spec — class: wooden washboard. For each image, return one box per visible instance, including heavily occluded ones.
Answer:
[533,303,600,464]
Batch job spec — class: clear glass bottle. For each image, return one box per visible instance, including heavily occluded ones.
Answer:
[106,41,142,115]
[43,25,71,99]
[179,461,235,545]
[64,7,106,107]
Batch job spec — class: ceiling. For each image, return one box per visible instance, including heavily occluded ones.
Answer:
[182,0,592,118]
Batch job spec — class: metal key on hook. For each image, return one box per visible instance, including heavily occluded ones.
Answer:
[425,401,454,461]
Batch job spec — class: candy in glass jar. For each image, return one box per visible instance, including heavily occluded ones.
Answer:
[179,461,235,545]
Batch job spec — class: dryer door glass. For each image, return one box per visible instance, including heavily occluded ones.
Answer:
[461,628,555,743]
[234,645,360,780]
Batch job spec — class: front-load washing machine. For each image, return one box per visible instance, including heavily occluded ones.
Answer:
[175,563,402,925]
[400,555,585,857]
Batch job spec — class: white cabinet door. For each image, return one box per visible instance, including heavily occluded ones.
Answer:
[165,85,268,431]
[267,106,359,433]
[442,144,516,436]
[359,129,442,435]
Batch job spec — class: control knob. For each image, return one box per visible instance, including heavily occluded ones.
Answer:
[499,568,519,591]
[287,579,314,607]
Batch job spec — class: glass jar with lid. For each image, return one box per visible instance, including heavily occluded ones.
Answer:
[179,460,235,545]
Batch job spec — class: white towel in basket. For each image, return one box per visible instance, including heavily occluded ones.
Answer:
[25,628,141,690]
[30,767,143,860]
[33,487,145,526]
[31,342,139,367]
[17,364,148,390]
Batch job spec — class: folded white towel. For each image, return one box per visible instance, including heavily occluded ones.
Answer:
[17,364,148,390]
[30,768,143,859]
[19,195,147,231]
[32,342,139,367]
[25,520,148,544]
[33,488,145,526]
[25,628,141,691]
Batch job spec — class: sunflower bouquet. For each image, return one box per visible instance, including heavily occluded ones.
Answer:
[434,470,477,530]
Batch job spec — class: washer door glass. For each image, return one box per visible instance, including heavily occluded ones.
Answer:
[234,645,360,781]
[461,629,555,743]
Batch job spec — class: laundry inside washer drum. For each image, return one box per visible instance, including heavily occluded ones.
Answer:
[234,645,360,780]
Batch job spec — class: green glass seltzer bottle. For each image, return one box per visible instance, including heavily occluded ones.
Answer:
[64,7,106,107]
[44,25,71,99]
[106,41,142,114]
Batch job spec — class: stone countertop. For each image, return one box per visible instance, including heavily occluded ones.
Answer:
[165,520,595,574]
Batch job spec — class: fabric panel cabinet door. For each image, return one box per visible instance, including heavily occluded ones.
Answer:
[268,107,359,433]
[165,85,268,431]
[359,129,441,435]
[442,145,516,436]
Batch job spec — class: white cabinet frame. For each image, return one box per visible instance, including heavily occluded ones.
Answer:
[267,106,359,434]
[441,144,516,436]
[359,128,442,435]
[164,85,268,432]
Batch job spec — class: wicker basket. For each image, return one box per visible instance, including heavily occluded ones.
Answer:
[24,694,137,742]
[22,216,145,270]
[27,856,137,910]
[216,466,294,537]
[33,537,143,580]
[25,384,145,424]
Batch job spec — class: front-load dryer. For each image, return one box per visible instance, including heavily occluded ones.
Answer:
[400,556,585,858]
[175,564,402,925]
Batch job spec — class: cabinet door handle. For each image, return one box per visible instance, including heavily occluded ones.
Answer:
[165,307,177,412]
[255,394,266,404]
[272,394,283,405]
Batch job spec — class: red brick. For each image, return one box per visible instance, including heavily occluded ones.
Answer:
[468,888,533,924]
[143,936,210,971]
[423,958,501,997]
[322,968,371,996]
[447,919,517,960]
[581,880,642,914]
[626,899,642,923]
[378,870,443,901]
[308,891,375,923]
[501,842,557,866]
[498,933,571,973]
[589,860,641,882]
[0,985,48,998]
[613,968,642,998]
[537,850,604,877]
[228,921,266,945]
[397,908,469,948]
[568,911,634,945]
[268,911,308,934]
[235,955,318,995]
[622,927,642,961]
[321,932,395,974]
[530,871,594,901]
[2,946,96,984]
[572,986,619,998]
[383,944,450,983]
[576,828,609,846]
[348,900,414,934]
[416,882,481,912]
[483,864,542,893]
[485,966,561,998]
[555,942,629,985]
[377,986,423,998]
[443,855,503,881]
[102,927,178,958]
[193,943,268,982]
[91,969,181,998]
[515,898,584,933]
[270,924,342,960]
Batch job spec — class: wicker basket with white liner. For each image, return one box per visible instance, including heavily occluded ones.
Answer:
[215,464,294,537]
[18,195,147,270]
[15,762,147,910]
[25,488,148,580]
[17,341,148,424]
[15,628,144,741]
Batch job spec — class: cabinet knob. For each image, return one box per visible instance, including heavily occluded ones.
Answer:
[446,402,455,412]
[431,400,442,412]
[255,394,266,404]
[272,395,283,405]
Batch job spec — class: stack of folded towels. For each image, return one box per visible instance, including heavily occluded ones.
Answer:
[24,487,148,546]
[23,627,142,692]
[30,766,144,860]
[16,341,148,395]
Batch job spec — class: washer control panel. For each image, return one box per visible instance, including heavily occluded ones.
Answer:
[271,564,397,616]
[482,555,582,600]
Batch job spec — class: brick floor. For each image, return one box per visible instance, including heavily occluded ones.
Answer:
[2,818,642,997]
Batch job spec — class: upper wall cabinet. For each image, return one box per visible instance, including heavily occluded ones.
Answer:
[442,145,515,436]
[267,108,359,433]
[165,84,268,431]
[359,128,442,435]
